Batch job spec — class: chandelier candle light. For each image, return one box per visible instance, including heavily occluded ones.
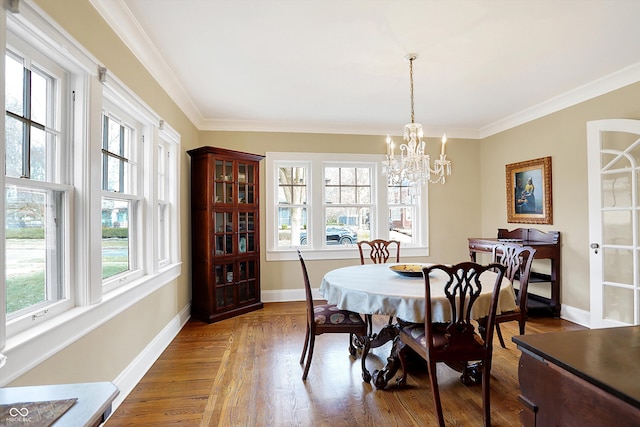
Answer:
[383,54,452,187]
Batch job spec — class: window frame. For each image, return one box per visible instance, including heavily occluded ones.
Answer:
[4,27,75,336]
[0,2,182,381]
[265,152,430,261]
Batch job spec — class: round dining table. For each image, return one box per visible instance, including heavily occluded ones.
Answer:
[319,262,517,388]
[320,263,517,323]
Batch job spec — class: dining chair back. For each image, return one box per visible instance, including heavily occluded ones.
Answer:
[357,239,401,336]
[491,243,537,347]
[357,239,401,265]
[297,249,368,380]
[397,262,506,427]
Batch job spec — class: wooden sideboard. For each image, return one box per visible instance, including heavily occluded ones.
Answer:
[468,228,560,317]
[513,327,640,427]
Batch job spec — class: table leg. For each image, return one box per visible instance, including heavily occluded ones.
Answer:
[360,323,400,385]
[372,335,403,389]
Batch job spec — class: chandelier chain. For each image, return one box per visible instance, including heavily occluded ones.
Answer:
[409,57,415,124]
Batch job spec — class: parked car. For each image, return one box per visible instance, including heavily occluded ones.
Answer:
[300,226,357,245]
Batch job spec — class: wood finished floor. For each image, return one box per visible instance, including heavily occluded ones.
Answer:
[106,301,584,426]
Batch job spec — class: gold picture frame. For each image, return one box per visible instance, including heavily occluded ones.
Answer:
[506,156,552,224]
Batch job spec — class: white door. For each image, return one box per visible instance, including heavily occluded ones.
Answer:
[588,119,640,328]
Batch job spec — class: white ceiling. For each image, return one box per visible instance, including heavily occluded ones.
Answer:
[90,0,640,139]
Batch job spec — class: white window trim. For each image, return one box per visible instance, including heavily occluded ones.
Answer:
[0,1,182,382]
[266,152,430,261]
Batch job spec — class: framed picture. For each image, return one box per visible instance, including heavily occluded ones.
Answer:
[506,156,552,224]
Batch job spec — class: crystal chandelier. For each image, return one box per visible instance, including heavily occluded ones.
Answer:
[382,54,451,188]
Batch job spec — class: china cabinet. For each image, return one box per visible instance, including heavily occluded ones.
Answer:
[187,146,264,323]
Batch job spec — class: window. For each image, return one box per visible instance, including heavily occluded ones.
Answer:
[156,126,179,268]
[4,38,73,329]
[324,165,372,245]
[1,3,182,371]
[266,152,428,260]
[101,108,142,287]
[276,164,308,247]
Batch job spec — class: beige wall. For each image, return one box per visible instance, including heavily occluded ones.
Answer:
[198,131,482,290]
[479,81,640,312]
[12,0,640,388]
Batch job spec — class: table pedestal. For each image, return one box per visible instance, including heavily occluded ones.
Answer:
[363,320,483,389]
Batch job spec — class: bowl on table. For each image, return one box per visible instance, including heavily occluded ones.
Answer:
[389,264,424,278]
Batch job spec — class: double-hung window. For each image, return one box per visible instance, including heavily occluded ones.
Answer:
[4,36,73,332]
[101,104,143,289]
[266,152,428,260]
[1,1,182,377]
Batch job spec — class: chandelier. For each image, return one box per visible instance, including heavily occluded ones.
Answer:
[382,54,451,188]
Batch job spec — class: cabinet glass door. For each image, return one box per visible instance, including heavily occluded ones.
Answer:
[214,211,234,255]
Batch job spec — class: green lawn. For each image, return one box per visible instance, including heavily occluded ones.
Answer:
[6,233,130,314]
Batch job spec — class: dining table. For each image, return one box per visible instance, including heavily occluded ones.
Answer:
[319,262,517,388]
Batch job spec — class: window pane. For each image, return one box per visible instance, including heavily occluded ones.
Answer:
[5,115,24,178]
[102,199,130,279]
[324,166,372,205]
[104,154,123,192]
[30,125,46,181]
[31,68,50,126]
[389,207,413,242]
[325,207,368,243]
[158,203,168,262]
[6,186,63,315]
[278,166,306,204]
[278,207,307,247]
[340,168,355,185]
[5,54,24,116]
[107,119,123,155]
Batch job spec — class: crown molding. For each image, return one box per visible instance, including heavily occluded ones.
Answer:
[89,1,640,139]
[89,0,203,128]
[479,61,640,138]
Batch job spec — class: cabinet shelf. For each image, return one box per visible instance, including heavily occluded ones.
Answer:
[188,146,264,323]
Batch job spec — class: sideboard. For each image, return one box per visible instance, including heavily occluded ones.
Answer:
[468,228,560,317]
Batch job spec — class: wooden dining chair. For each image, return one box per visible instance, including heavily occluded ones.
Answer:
[397,262,506,427]
[297,250,368,381]
[357,239,400,335]
[357,239,401,265]
[491,243,537,348]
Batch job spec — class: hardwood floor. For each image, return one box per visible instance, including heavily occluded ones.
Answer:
[106,301,584,426]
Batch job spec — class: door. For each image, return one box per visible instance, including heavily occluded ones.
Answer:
[587,119,640,328]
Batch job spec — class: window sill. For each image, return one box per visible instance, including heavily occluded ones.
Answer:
[0,262,181,385]
[266,246,429,261]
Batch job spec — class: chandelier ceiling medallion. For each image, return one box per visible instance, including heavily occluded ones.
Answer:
[383,53,451,188]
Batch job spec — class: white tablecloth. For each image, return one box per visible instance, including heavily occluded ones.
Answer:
[319,263,517,323]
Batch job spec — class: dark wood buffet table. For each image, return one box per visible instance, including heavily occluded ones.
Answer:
[513,327,640,427]
[468,228,560,316]
[0,382,118,427]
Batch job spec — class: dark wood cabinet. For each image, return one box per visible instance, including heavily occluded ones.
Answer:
[188,146,264,323]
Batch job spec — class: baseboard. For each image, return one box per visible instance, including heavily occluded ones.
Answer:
[559,303,591,328]
[110,303,191,411]
[261,288,322,302]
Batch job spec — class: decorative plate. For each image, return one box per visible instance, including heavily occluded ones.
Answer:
[389,264,424,277]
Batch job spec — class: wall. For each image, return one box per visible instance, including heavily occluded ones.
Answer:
[198,131,482,292]
[480,81,640,313]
